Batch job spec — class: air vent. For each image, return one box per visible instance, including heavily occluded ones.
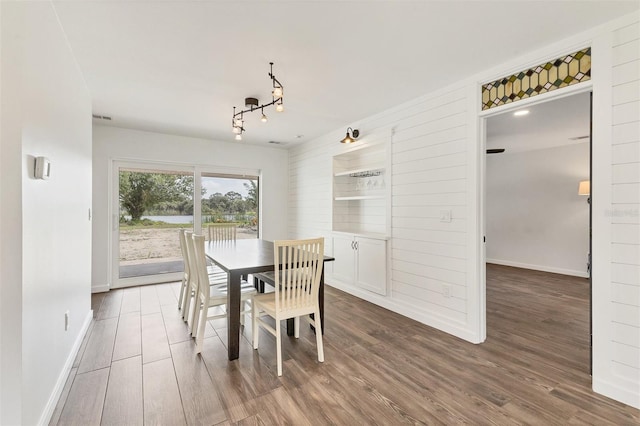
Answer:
[569,135,589,140]
[92,114,112,121]
[268,141,286,145]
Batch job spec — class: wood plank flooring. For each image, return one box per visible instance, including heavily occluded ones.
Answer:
[50,265,640,425]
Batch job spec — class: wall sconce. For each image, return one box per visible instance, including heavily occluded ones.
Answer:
[340,127,360,144]
[578,180,590,203]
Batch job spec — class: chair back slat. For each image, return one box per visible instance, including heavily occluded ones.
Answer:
[208,224,237,242]
[192,234,209,300]
[274,238,324,313]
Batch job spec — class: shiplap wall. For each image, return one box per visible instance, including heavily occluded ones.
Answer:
[289,86,477,340]
[610,18,640,390]
[391,89,469,323]
[290,11,640,408]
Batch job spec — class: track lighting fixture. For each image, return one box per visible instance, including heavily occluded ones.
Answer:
[231,62,284,140]
[340,127,360,144]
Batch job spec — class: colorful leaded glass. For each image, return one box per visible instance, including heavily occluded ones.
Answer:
[481,48,591,110]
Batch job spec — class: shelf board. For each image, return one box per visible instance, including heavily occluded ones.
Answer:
[334,167,384,177]
[334,195,385,201]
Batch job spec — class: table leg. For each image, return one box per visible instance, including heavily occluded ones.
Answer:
[318,267,325,334]
[227,270,241,360]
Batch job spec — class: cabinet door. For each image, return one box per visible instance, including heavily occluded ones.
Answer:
[355,237,387,295]
[331,235,356,284]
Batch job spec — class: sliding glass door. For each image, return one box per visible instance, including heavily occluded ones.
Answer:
[111,161,260,288]
[200,173,259,240]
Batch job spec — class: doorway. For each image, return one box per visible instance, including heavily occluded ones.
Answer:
[482,90,592,371]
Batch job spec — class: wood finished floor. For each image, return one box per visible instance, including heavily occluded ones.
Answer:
[50,265,640,425]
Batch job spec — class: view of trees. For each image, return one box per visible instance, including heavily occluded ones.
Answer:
[119,171,257,223]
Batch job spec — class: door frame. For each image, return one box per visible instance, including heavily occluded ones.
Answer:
[109,159,261,289]
[111,160,195,288]
[477,82,594,343]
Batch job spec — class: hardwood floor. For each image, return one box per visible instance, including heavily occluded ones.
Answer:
[50,265,639,425]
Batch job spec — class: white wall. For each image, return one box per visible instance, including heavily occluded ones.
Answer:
[593,14,640,408]
[486,143,590,277]
[290,85,479,342]
[0,2,93,424]
[92,125,289,291]
[289,11,640,409]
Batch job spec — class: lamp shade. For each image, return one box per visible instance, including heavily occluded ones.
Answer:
[578,180,590,196]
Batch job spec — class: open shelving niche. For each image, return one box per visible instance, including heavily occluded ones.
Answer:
[332,137,391,238]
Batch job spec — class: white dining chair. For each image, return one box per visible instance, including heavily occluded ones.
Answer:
[208,223,237,241]
[251,237,325,376]
[191,234,256,354]
[182,231,227,334]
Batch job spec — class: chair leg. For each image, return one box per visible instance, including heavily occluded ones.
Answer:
[178,277,186,313]
[195,300,207,354]
[276,319,282,376]
[314,308,324,363]
[252,300,259,350]
[183,288,192,325]
[189,290,200,336]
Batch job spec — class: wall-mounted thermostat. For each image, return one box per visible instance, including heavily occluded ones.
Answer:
[34,156,51,179]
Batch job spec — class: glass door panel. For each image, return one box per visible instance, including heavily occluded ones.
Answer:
[201,173,259,239]
[118,167,194,280]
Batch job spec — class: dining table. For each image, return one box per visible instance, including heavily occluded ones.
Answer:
[204,238,335,361]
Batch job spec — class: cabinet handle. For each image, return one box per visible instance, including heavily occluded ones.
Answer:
[354,241,358,250]
[351,241,354,250]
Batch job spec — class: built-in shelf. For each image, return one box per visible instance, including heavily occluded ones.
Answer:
[332,141,390,236]
[334,167,384,178]
[334,195,385,201]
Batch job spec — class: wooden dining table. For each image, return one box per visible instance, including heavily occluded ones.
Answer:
[204,238,335,361]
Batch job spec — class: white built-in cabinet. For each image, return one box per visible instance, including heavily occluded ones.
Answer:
[332,233,387,295]
[329,139,391,296]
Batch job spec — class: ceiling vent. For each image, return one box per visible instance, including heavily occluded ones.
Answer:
[569,135,589,140]
[268,141,286,145]
[92,114,112,121]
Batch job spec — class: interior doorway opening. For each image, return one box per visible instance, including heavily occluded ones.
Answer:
[482,90,592,374]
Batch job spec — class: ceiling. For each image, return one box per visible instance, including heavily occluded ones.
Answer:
[486,91,591,154]
[52,1,639,147]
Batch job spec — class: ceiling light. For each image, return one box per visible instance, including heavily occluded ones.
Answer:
[231,62,284,138]
[340,127,360,144]
[514,110,529,116]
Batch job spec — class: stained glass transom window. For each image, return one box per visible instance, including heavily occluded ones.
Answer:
[481,47,591,110]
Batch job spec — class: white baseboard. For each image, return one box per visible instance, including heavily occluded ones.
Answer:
[486,258,589,278]
[326,279,482,344]
[38,310,93,426]
[92,283,110,293]
[593,377,640,410]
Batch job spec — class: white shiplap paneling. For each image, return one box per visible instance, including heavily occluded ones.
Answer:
[289,11,640,409]
[609,18,640,394]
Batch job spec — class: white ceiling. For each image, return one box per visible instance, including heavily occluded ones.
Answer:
[52,1,639,147]
[486,91,591,154]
